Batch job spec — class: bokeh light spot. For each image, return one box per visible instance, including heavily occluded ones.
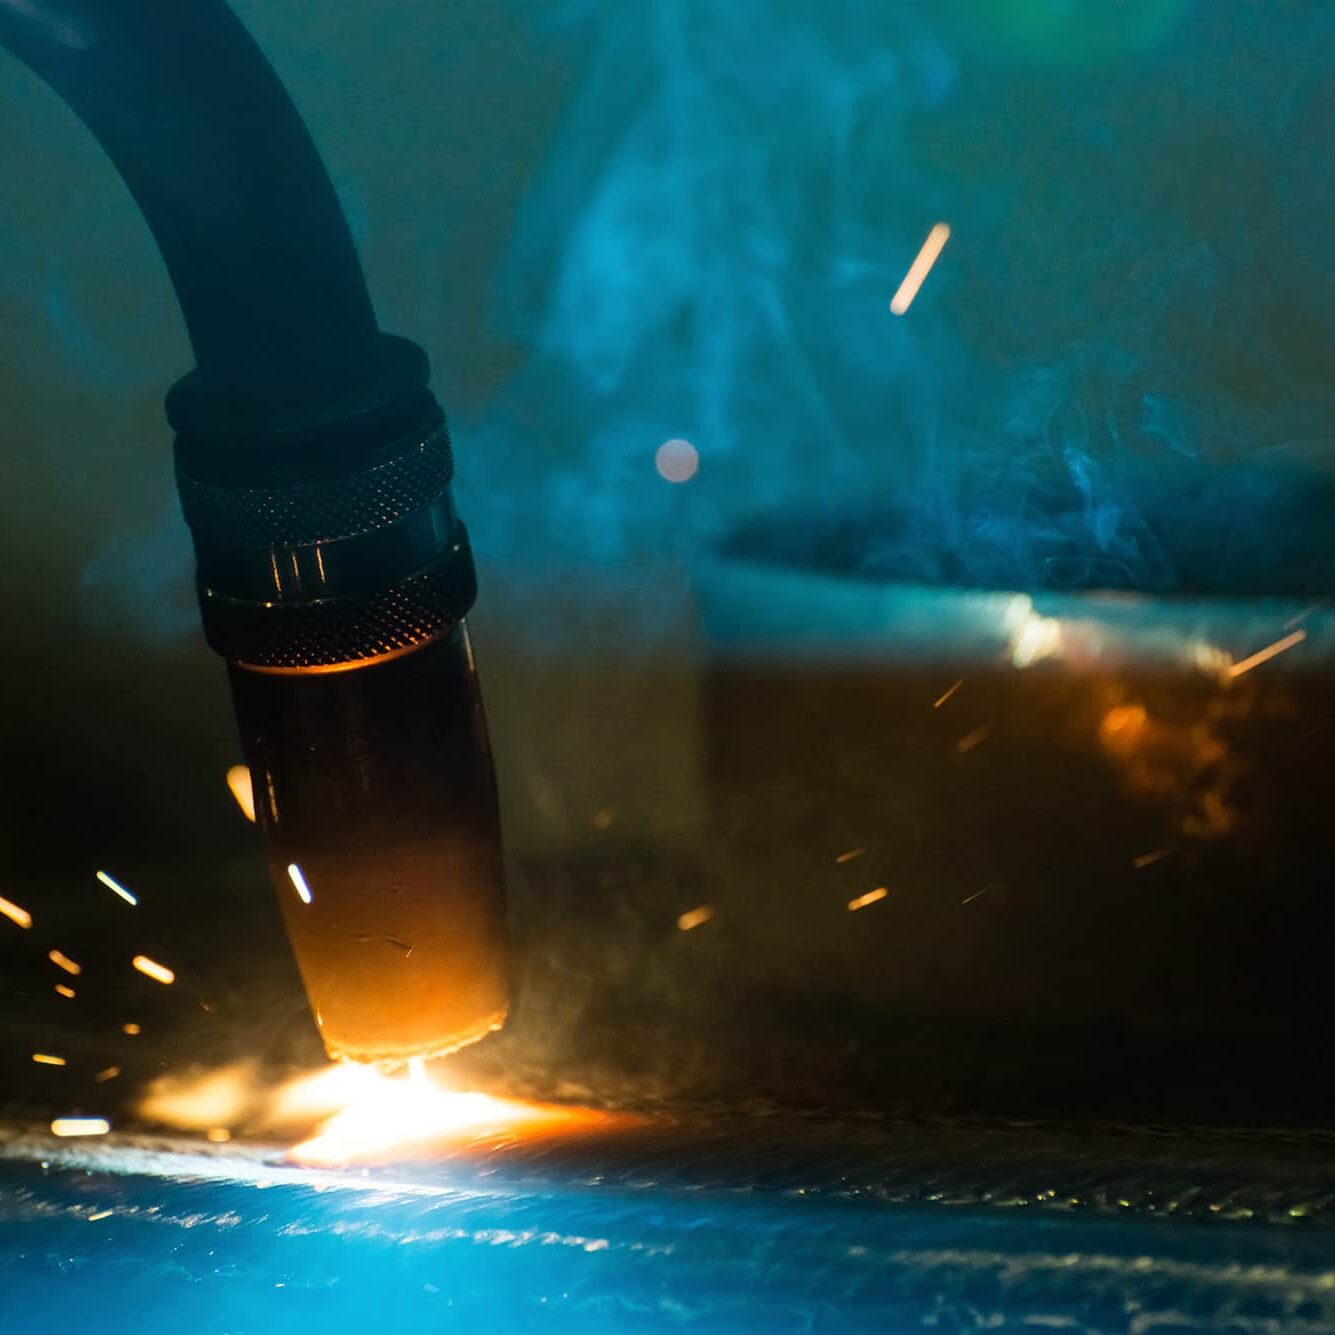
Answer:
[655,438,699,484]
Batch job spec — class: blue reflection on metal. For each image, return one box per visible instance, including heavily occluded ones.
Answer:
[1,1146,1334,1332]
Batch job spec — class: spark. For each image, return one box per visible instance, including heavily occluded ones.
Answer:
[835,847,866,864]
[847,887,889,912]
[32,1053,66,1066]
[226,764,256,823]
[50,1118,110,1138]
[48,950,81,976]
[95,869,138,906]
[286,863,313,905]
[676,904,715,931]
[890,222,951,315]
[955,725,991,754]
[962,885,994,904]
[1283,600,1326,630]
[94,1066,120,1083]
[0,895,32,929]
[1226,628,1307,679]
[655,437,699,483]
[122,1022,142,1036]
[86,1210,114,1222]
[54,984,75,999]
[132,955,175,985]
[933,680,963,709]
[1132,848,1173,870]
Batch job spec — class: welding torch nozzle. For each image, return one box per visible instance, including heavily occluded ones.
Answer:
[172,339,508,1064]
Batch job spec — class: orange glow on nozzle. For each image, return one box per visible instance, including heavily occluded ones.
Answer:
[137,1058,638,1167]
[226,764,257,822]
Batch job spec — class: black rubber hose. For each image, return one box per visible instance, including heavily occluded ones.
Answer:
[0,0,382,430]
[1,1,506,1066]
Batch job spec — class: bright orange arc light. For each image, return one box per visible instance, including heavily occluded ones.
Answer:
[133,1058,639,1167]
[288,1061,630,1168]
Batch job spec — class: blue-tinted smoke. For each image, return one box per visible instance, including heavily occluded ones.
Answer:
[79,493,198,644]
[462,1,961,573]
[10,0,1334,643]
[458,0,1335,604]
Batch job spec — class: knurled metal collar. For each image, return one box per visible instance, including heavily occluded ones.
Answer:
[174,410,477,672]
[197,534,478,673]
[176,418,455,549]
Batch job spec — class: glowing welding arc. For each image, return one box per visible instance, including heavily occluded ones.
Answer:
[132,955,175,986]
[1226,628,1307,679]
[0,895,32,929]
[50,1118,110,1138]
[289,1070,610,1167]
[32,1053,66,1066]
[135,1058,634,1166]
[847,887,889,912]
[226,764,256,823]
[287,863,313,905]
[48,950,81,976]
[96,869,139,906]
[890,222,951,315]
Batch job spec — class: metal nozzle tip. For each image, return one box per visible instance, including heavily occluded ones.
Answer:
[228,627,508,1067]
[328,1007,509,1069]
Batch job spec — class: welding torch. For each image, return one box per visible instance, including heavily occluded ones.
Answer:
[0,0,508,1063]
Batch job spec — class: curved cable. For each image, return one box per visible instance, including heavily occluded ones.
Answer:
[0,0,382,430]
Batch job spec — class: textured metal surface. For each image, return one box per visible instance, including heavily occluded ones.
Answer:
[200,539,477,670]
[3,1121,1335,1333]
[177,420,455,548]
